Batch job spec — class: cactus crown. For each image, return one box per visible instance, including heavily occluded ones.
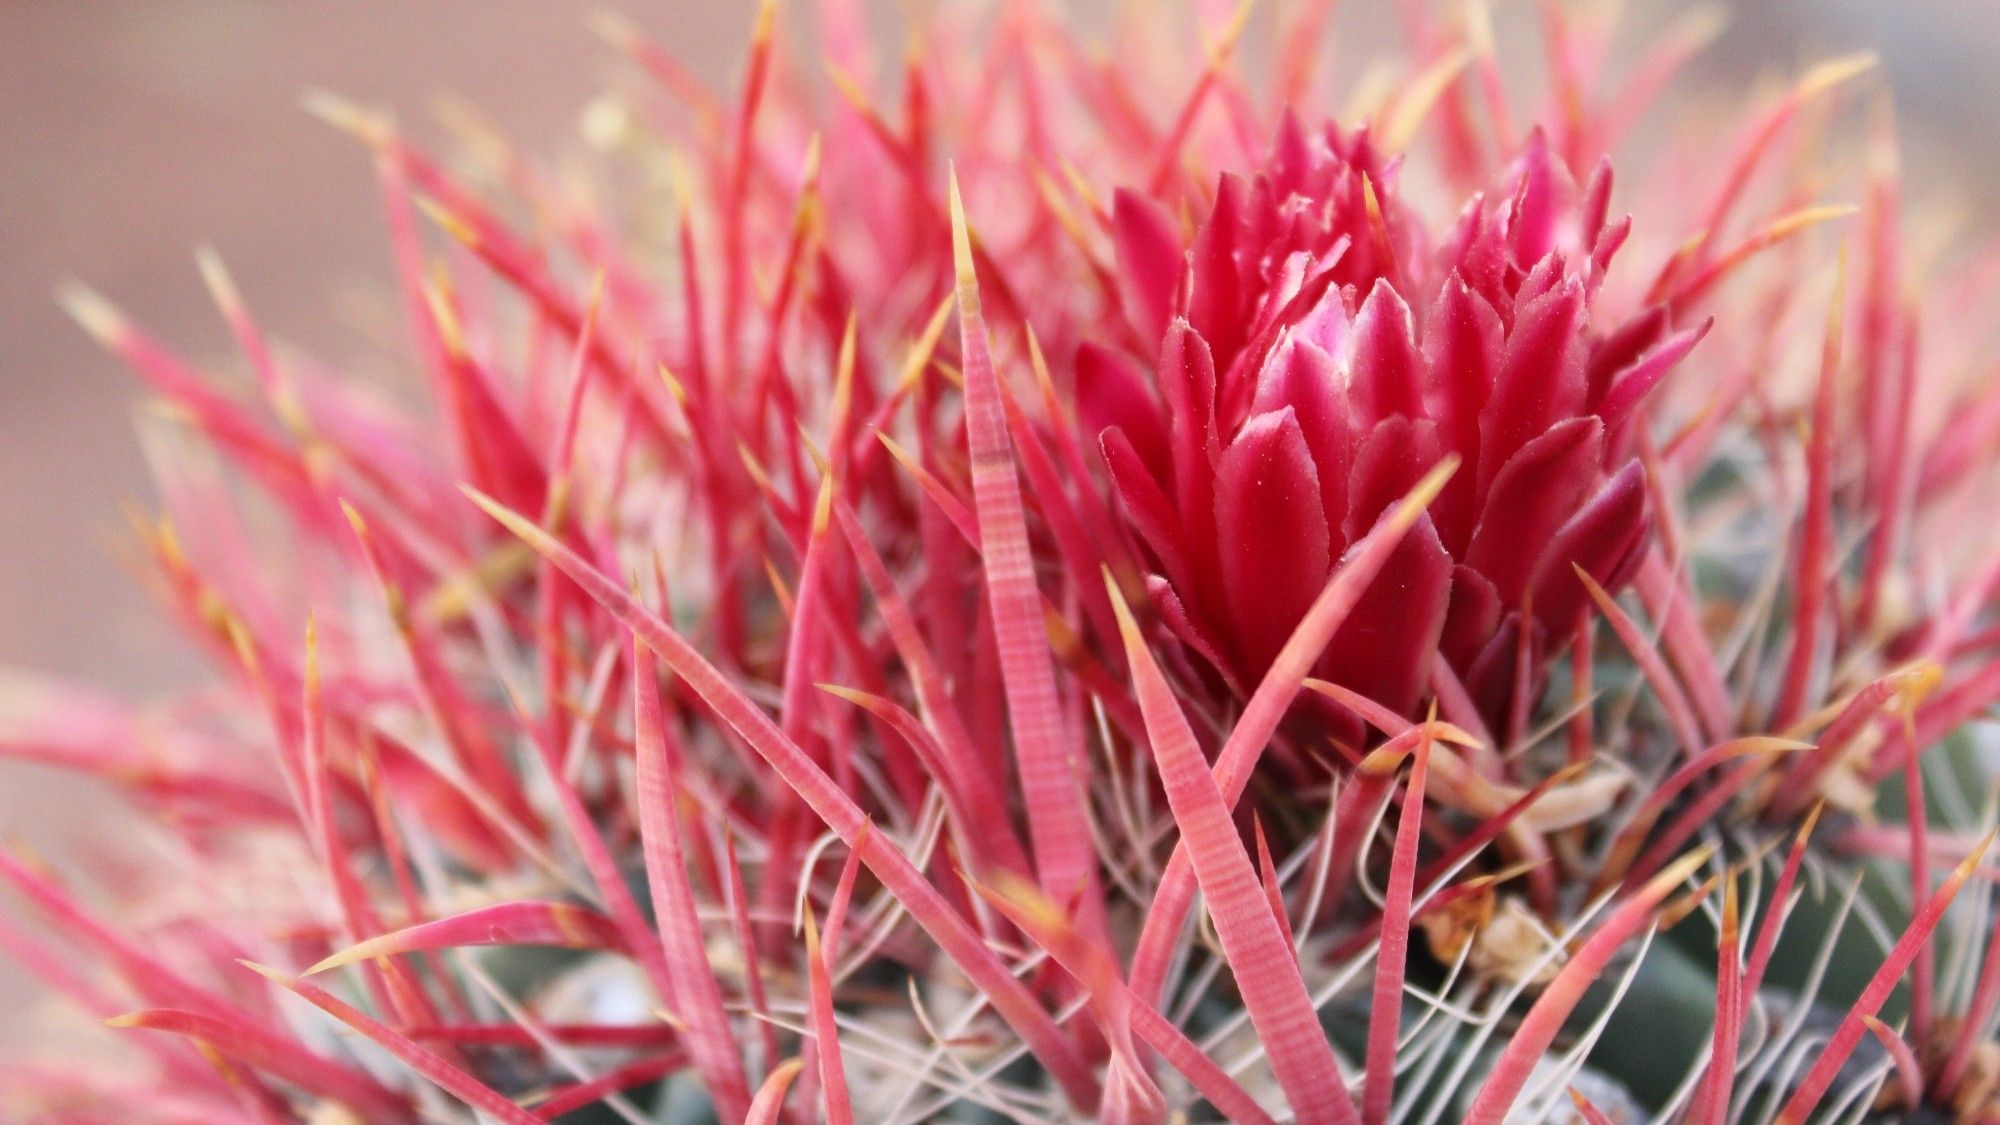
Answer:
[7,5,2000,1124]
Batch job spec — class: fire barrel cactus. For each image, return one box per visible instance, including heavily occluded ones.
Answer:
[7,2,2000,1122]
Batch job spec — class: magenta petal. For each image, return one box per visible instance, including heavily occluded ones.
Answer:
[1590,213,1633,282]
[1587,303,1670,405]
[1291,280,1352,358]
[1595,317,1713,426]
[1464,416,1605,606]
[1253,337,1353,547]
[1581,156,1615,246]
[1188,174,1249,370]
[1440,199,1509,303]
[1113,188,1184,349]
[1317,515,1452,719]
[1159,318,1220,517]
[1423,274,1504,551]
[1526,459,1650,633]
[1145,575,1239,694]
[1078,341,1172,483]
[1503,128,1579,268]
[1344,416,1442,544]
[1515,250,1571,309]
[1439,564,1502,669]
[1346,280,1424,425]
[1103,427,1197,599]
[1478,275,1587,493]
[1463,612,1544,730]
[1222,255,1347,426]
[1215,408,1331,676]
[1268,108,1315,194]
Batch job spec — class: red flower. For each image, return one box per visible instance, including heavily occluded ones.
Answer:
[1095,123,1706,735]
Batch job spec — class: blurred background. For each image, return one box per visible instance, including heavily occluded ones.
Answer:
[2,0,1996,1061]
[0,0,746,1057]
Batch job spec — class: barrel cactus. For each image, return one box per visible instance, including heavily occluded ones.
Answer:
[5,3,2000,1122]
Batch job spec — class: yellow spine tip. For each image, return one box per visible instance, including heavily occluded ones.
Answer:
[802,131,824,185]
[1951,828,1999,883]
[338,498,370,539]
[946,168,979,297]
[811,475,836,538]
[303,615,320,689]
[1465,0,1497,55]
[56,281,130,346]
[1393,454,1461,524]
[1104,567,1144,648]
[824,64,868,111]
[655,362,690,408]
[419,275,469,360]
[816,682,865,705]
[299,90,393,147]
[415,197,480,251]
[1798,53,1879,100]
[874,430,919,472]
[302,953,349,976]
[225,617,260,678]
[193,246,245,316]
[236,959,289,983]
[586,10,640,50]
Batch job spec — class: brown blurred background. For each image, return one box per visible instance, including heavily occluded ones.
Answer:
[0,0,745,1056]
[2,0,1996,1061]
[0,3,739,850]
